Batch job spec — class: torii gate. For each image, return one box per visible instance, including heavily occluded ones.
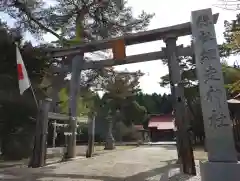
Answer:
[29,8,240,180]
[31,8,240,181]
[43,10,220,175]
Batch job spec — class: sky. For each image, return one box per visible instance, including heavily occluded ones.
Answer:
[1,0,238,95]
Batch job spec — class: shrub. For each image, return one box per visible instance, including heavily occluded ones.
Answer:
[0,101,36,160]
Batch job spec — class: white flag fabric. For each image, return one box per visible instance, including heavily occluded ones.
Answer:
[16,45,31,95]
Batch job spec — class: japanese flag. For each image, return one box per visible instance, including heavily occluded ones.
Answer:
[16,45,30,95]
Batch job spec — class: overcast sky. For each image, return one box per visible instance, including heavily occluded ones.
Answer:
[1,0,238,94]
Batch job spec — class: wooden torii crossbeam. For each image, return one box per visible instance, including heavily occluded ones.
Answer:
[46,13,218,58]
[51,45,193,73]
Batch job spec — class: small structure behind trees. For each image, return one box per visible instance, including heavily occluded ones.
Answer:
[147,114,175,142]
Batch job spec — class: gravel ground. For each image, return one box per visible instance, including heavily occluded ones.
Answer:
[0,145,136,169]
[0,145,204,181]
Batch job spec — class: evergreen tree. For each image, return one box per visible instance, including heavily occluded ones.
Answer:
[222,14,240,95]
[100,70,146,125]
[0,20,50,159]
[1,0,154,42]
[134,93,172,114]
[1,0,155,112]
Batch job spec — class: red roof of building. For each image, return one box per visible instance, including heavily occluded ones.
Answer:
[148,114,174,130]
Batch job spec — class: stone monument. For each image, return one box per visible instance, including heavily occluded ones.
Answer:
[191,8,240,181]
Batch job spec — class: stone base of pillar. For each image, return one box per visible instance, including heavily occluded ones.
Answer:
[175,159,181,164]
[104,136,115,150]
[200,161,240,181]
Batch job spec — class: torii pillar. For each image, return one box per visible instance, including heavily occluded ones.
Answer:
[65,54,85,159]
[164,35,196,175]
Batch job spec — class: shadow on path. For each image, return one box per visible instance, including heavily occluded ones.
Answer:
[0,159,195,181]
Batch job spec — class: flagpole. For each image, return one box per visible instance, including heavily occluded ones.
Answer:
[30,84,39,109]
[15,42,39,109]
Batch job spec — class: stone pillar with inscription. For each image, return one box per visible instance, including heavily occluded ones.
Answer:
[191,8,240,181]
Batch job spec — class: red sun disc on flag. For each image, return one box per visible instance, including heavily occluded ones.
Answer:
[17,64,24,80]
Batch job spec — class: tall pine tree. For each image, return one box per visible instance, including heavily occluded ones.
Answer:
[1,0,154,43]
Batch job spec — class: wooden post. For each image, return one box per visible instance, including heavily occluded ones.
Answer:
[104,112,115,150]
[86,112,95,158]
[41,99,51,165]
[65,55,84,159]
[29,98,51,168]
[28,101,42,168]
[164,36,196,175]
[52,120,57,147]
[237,118,240,141]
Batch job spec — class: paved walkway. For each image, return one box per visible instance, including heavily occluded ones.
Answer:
[0,146,202,181]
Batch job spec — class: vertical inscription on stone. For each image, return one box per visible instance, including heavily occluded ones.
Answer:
[196,14,212,28]
[205,86,222,109]
[200,49,217,64]
[208,109,229,128]
[204,65,220,83]
[191,8,237,162]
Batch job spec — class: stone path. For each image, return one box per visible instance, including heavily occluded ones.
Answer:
[0,146,203,181]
